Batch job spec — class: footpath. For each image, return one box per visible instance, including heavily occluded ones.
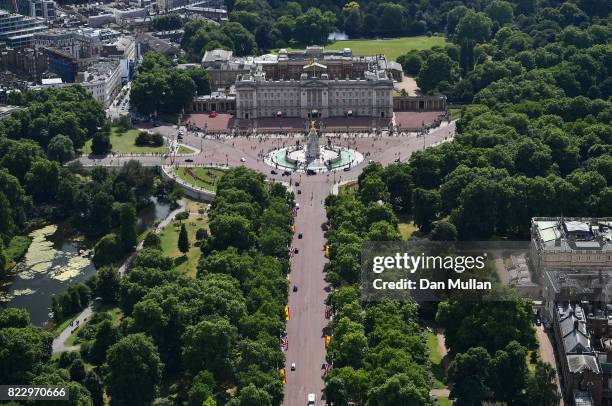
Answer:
[52,199,186,354]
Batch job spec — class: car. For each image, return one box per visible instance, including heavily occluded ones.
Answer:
[291,363,296,371]
[293,285,298,292]
[209,111,217,118]
[295,181,300,187]
[271,170,277,175]
[394,158,401,163]
[283,170,291,176]
[308,394,316,406]
[298,233,303,239]
[240,157,246,162]
[535,317,542,326]
[306,169,316,175]
[297,190,301,194]
[343,167,350,171]
[294,248,299,254]
[185,159,193,163]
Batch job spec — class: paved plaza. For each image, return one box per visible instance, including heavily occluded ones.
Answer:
[78,118,456,406]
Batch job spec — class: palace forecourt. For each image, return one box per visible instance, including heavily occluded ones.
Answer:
[185,46,448,134]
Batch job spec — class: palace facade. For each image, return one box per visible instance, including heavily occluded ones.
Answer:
[234,69,394,119]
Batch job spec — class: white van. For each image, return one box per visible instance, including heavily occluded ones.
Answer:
[307,393,315,405]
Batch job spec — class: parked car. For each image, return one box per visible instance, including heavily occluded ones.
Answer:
[185,159,193,163]
[291,363,296,371]
[209,111,217,118]
[271,169,277,175]
[298,233,303,239]
[293,285,298,292]
[240,157,246,162]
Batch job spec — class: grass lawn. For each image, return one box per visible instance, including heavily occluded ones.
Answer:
[159,208,208,277]
[4,235,31,270]
[450,107,462,121]
[177,145,194,154]
[339,181,358,195]
[326,36,446,61]
[426,330,446,389]
[53,315,78,336]
[65,306,123,346]
[436,396,452,406]
[175,167,225,191]
[82,127,168,155]
[397,213,420,240]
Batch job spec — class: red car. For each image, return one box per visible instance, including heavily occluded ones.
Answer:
[209,111,217,118]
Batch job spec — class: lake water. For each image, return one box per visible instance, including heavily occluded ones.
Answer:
[0,197,170,326]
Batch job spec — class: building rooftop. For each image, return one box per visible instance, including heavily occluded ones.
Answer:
[532,217,612,252]
[547,271,612,301]
[41,78,62,85]
[567,354,600,373]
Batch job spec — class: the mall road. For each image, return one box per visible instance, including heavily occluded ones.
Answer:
[75,121,456,406]
[284,175,330,405]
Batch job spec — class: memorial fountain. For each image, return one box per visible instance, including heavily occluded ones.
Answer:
[266,120,363,172]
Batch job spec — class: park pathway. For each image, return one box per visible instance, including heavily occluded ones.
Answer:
[52,199,186,354]
[74,120,457,403]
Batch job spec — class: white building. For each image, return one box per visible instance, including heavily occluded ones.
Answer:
[235,68,394,119]
[76,58,122,107]
[531,217,612,275]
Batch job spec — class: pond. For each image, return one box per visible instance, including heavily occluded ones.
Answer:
[0,197,171,327]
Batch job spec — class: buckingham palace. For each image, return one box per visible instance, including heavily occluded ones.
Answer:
[234,64,394,120]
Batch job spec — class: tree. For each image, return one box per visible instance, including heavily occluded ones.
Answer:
[237,384,272,406]
[24,159,60,203]
[0,242,6,278]
[0,308,30,328]
[412,188,440,233]
[491,341,528,403]
[208,214,254,251]
[105,333,163,406]
[448,347,492,406]
[134,248,174,271]
[359,175,390,205]
[93,234,122,267]
[454,11,493,73]
[91,132,111,156]
[293,8,336,45]
[525,361,560,406]
[178,223,189,255]
[416,52,456,93]
[222,22,258,56]
[83,371,104,406]
[187,371,215,406]
[484,0,513,25]
[88,319,120,364]
[143,232,162,249]
[47,134,75,164]
[69,358,87,382]
[342,2,363,37]
[186,68,212,95]
[0,325,53,383]
[397,52,422,76]
[119,203,137,252]
[367,373,432,406]
[95,267,120,303]
[181,316,237,380]
[430,221,458,241]
[152,13,182,30]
